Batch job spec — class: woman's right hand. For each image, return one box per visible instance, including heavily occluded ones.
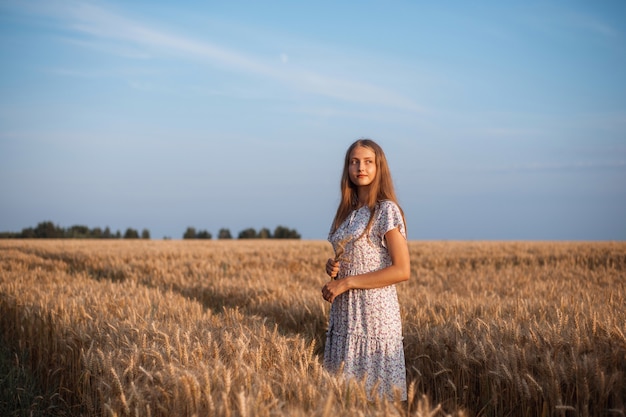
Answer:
[325,258,339,279]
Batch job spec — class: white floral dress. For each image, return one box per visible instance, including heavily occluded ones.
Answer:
[324,200,407,400]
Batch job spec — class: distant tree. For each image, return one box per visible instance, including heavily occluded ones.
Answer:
[184,227,212,239]
[196,230,212,239]
[183,227,197,239]
[273,225,301,239]
[218,228,232,239]
[141,229,150,239]
[238,228,257,239]
[21,227,35,238]
[115,230,121,239]
[124,228,139,239]
[67,225,89,238]
[103,227,112,239]
[258,227,272,239]
[34,221,63,238]
[91,227,103,239]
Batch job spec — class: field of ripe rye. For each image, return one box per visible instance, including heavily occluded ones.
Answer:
[0,240,625,416]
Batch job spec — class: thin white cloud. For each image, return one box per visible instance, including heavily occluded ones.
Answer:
[22,0,422,113]
[566,12,620,38]
[60,37,152,59]
[522,6,624,51]
[485,160,626,174]
[60,2,273,75]
[45,66,161,79]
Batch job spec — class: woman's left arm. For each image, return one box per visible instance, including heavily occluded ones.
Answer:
[321,227,410,303]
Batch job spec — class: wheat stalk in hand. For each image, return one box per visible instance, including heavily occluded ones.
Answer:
[331,236,351,279]
[322,236,353,302]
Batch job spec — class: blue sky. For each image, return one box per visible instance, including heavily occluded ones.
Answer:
[1,0,625,240]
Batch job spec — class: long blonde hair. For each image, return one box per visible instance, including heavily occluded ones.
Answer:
[331,139,405,237]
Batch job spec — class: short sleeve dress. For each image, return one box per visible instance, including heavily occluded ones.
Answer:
[324,200,407,401]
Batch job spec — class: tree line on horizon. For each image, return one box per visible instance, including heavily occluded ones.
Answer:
[183,225,300,240]
[0,221,301,240]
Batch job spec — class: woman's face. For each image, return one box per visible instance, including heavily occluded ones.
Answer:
[348,146,377,188]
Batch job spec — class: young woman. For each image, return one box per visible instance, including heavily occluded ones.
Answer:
[321,138,410,401]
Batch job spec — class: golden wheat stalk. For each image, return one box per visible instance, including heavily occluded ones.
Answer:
[331,236,352,280]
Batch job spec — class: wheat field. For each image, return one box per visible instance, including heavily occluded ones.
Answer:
[0,239,624,416]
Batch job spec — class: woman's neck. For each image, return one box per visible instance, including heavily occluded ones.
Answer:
[356,186,370,208]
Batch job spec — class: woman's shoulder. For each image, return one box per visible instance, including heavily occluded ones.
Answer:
[377,199,402,213]
[375,199,406,239]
